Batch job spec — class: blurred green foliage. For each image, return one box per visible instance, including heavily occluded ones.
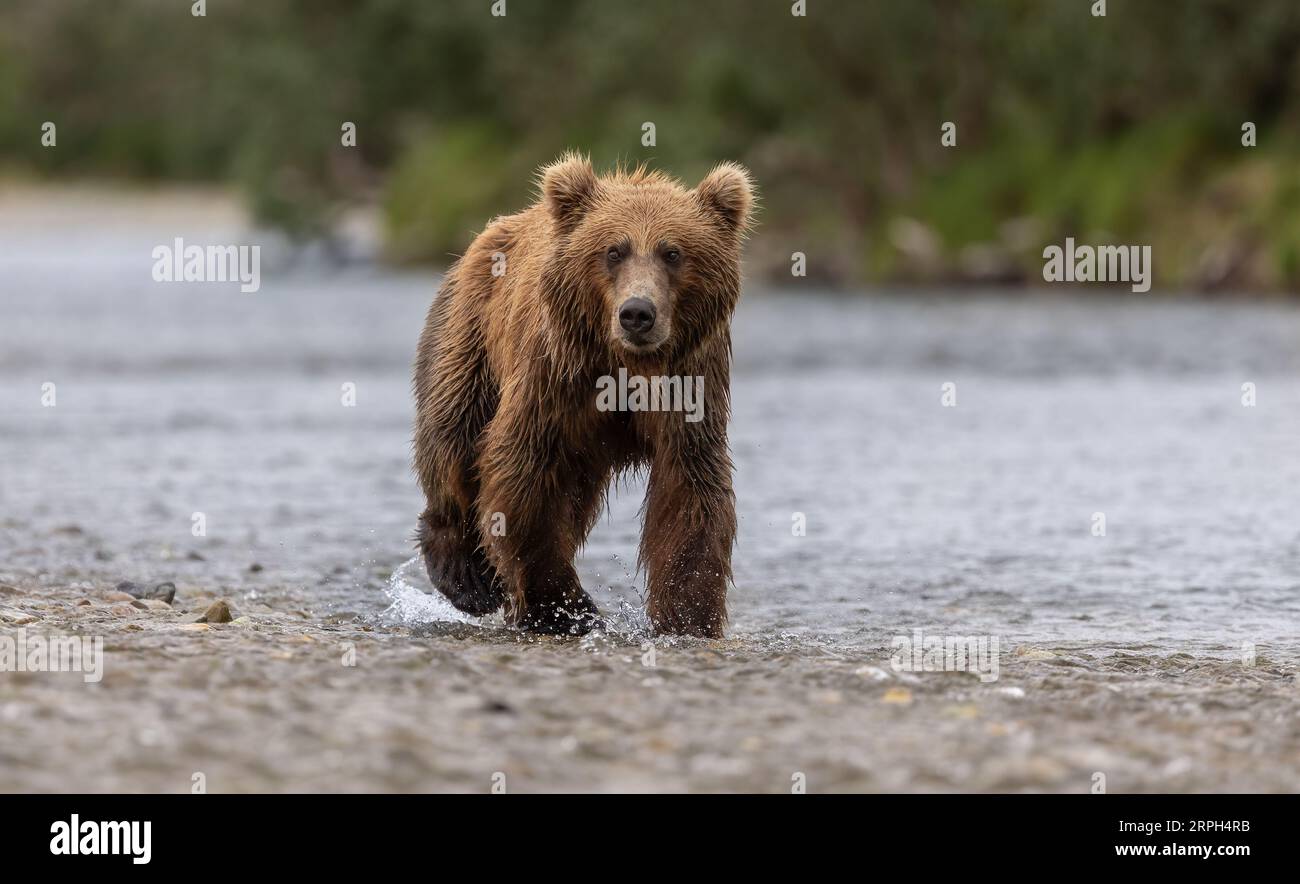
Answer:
[2,0,1299,289]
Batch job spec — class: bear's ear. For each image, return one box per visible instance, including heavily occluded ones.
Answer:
[540,152,599,232]
[694,162,755,233]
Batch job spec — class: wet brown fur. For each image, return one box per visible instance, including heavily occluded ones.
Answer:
[412,153,754,637]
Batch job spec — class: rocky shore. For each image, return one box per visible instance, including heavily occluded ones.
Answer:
[2,576,1296,793]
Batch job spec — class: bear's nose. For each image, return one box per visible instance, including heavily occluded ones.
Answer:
[618,298,657,335]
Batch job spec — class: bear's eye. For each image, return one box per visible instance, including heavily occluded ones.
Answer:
[606,246,622,263]
[662,249,681,265]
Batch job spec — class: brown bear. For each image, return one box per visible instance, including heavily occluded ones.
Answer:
[412,153,754,637]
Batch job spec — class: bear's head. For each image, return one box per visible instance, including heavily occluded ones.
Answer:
[539,153,754,364]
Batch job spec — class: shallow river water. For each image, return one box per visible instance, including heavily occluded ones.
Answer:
[5,259,1300,656]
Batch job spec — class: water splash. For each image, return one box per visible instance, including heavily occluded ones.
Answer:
[381,554,479,626]
[381,553,659,642]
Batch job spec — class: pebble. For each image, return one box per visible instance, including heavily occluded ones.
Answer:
[854,665,891,681]
[0,608,38,625]
[1014,646,1058,661]
[180,623,211,632]
[881,687,914,705]
[194,600,235,624]
[118,581,176,604]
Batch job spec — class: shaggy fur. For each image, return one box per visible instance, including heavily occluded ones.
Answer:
[412,153,754,637]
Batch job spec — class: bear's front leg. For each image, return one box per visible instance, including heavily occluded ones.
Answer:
[476,406,601,636]
[641,430,736,639]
